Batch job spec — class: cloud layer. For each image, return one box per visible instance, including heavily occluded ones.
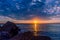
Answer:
[0,0,60,20]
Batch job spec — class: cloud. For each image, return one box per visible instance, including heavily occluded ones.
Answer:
[0,0,45,19]
[0,0,60,20]
[0,15,16,23]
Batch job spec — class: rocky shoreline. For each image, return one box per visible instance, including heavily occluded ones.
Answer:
[0,21,51,40]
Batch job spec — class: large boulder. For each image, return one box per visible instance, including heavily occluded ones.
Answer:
[2,21,20,38]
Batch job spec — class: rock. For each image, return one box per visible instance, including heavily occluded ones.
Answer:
[20,31,34,40]
[10,31,51,40]
[0,26,2,40]
[32,36,51,40]
[10,31,34,40]
[2,21,19,38]
[0,26,2,31]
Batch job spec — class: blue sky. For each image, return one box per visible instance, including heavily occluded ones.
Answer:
[0,0,60,20]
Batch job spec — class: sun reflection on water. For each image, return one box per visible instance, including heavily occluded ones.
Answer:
[34,20,38,36]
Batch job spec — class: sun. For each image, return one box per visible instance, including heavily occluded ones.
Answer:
[34,20,38,24]
[32,17,40,24]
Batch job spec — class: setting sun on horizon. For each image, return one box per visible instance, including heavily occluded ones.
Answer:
[34,20,38,36]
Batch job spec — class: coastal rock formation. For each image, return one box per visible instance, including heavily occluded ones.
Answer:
[10,31,33,40]
[0,21,51,40]
[10,31,51,40]
[0,26,2,31]
[2,21,19,38]
[32,36,51,40]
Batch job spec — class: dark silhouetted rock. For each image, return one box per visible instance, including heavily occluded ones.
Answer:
[0,26,2,31]
[20,31,34,40]
[0,26,2,40]
[32,36,51,40]
[10,31,51,40]
[10,31,34,40]
[2,21,20,38]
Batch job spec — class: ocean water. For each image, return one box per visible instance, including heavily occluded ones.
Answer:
[0,24,60,40]
[17,24,60,40]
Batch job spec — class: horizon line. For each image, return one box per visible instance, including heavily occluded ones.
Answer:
[0,20,60,24]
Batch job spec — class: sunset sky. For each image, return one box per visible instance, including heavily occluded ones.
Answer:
[0,0,60,23]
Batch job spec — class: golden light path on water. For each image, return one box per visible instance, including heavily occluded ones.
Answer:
[34,20,39,36]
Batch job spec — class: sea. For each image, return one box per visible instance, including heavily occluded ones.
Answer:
[0,23,60,40]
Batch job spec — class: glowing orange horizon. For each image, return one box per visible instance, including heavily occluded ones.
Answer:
[0,17,60,24]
